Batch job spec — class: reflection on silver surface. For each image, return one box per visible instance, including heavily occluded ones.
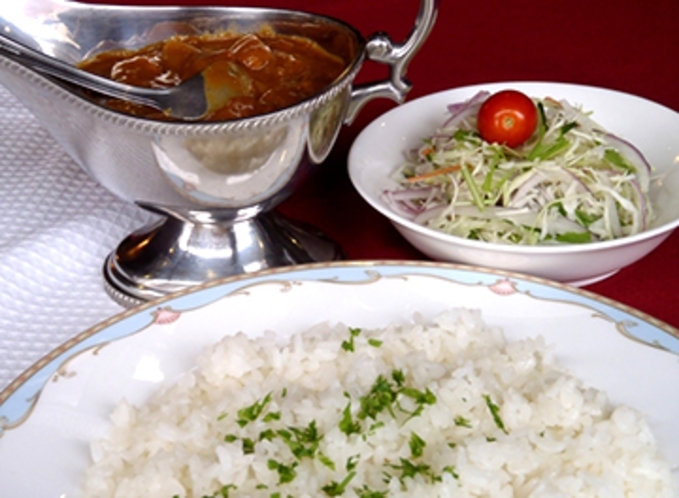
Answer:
[103,211,346,306]
[0,0,438,304]
[152,123,298,206]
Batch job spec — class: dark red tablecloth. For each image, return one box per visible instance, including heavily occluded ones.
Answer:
[86,0,679,328]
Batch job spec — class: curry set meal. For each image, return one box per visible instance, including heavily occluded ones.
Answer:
[384,90,654,246]
[81,309,672,497]
[66,29,672,498]
[77,27,348,121]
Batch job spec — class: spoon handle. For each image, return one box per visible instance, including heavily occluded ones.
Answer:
[0,34,162,108]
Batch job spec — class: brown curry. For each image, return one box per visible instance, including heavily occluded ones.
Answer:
[77,28,348,121]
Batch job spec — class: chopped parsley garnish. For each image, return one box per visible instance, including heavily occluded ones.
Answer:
[263,411,281,423]
[483,394,508,434]
[341,327,383,352]
[341,327,362,352]
[390,457,437,484]
[277,420,322,459]
[259,429,277,441]
[219,365,456,496]
[391,369,406,387]
[321,471,357,496]
[358,374,399,420]
[241,437,255,454]
[454,415,472,428]
[409,432,426,458]
[442,465,459,479]
[237,392,273,427]
[195,483,237,498]
[401,386,436,405]
[350,370,440,431]
[346,454,360,472]
[318,452,336,471]
[267,459,298,485]
[339,403,361,436]
[355,486,388,498]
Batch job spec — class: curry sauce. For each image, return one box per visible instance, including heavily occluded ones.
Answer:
[78,28,348,121]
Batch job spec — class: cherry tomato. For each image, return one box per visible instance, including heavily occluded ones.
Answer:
[477,90,538,148]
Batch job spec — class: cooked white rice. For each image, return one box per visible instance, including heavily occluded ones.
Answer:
[82,308,674,497]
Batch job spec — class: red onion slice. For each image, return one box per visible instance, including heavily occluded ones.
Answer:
[442,91,490,130]
[603,132,652,190]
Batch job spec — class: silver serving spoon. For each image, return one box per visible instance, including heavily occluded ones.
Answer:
[0,34,209,121]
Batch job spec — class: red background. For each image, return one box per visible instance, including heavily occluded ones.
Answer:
[86,0,679,328]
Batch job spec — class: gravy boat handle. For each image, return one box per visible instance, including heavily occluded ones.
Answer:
[344,0,439,124]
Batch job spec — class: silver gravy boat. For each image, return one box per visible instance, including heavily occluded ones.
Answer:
[0,0,438,305]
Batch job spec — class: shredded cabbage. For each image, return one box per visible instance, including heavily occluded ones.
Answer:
[384,92,654,245]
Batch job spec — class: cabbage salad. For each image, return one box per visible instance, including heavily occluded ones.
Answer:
[384,91,654,245]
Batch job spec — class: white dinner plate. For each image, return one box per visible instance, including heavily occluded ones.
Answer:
[0,261,677,496]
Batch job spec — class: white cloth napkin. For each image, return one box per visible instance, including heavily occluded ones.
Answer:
[0,85,157,392]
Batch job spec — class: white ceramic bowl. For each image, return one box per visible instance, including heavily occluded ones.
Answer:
[349,82,679,286]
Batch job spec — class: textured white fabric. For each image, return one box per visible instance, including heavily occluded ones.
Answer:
[0,85,157,391]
